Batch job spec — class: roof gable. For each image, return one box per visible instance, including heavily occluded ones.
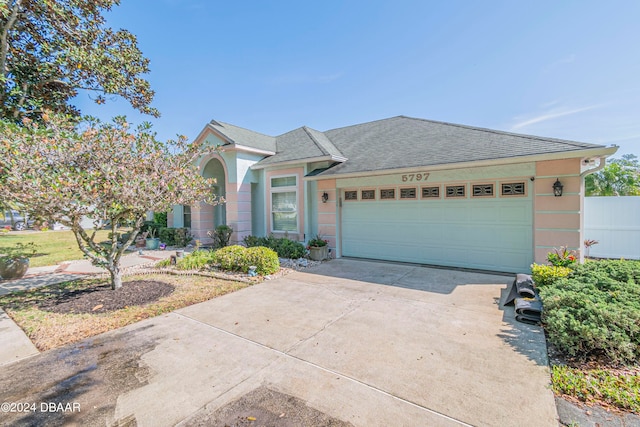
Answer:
[255,126,346,167]
[208,120,276,153]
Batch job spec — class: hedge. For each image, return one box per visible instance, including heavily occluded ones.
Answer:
[243,234,305,259]
[538,260,640,364]
[212,245,249,272]
[175,250,216,270]
[245,246,279,275]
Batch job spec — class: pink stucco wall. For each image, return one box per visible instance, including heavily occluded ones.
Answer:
[317,179,338,252]
[225,182,252,244]
[533,158,583,263]
[190,202,215,243]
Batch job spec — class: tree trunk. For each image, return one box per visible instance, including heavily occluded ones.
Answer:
[109,265,122,290]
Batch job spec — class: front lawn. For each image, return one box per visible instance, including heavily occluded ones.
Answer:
[0,230,113,267]
[0,272,250,350]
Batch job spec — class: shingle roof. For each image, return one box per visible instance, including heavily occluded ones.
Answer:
[209,120,276,153]
[319,116,605,175]
[255,126,346,166]
[211,115,608,174]
[303,127,345,159]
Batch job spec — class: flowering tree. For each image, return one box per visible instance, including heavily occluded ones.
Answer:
[0,115,216,289]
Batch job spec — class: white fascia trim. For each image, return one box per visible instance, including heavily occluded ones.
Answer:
[223,144,276,156]
[303,146,619,181]
[198,125,276,156]
[192,124,229,146]
[251,155,347,170]
[203,123,232,144]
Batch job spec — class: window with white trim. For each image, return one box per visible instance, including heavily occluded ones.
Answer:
[271,175,298,232]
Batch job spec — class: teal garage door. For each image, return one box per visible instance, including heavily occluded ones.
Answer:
[340,186,533,273]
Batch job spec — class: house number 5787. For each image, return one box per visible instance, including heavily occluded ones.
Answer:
[401,173,430,182]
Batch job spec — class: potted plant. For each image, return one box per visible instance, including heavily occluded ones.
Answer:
[307,235,329,261]
[0,242,38,280]
[145,227,160,250]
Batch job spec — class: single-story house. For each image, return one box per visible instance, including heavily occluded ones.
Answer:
[168,115,617,273]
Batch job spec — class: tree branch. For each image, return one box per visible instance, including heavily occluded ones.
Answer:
[0,0,22,103]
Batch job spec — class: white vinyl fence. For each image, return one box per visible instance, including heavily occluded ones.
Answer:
[583,196,640,260]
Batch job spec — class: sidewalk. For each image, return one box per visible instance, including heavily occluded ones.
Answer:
[0,249,176,366]
[0,249,176,295]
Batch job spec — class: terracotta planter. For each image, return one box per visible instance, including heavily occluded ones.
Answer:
[309,245,328,261]
[0,257,29,280]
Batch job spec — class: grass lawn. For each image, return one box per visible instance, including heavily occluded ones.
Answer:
[0,230,113,267]
[551,365,640,413]
[0,273,251,351]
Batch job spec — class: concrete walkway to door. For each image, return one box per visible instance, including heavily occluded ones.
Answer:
[0,259,558,426]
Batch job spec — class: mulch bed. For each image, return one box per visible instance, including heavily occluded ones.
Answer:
[39,280,175,314]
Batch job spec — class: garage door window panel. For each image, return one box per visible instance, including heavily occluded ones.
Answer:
[271,176,298,232]
[421,186,440,199]
[500,181,527,197]
[472,183,495,198]
[400,187,417,199]
[344,190,358,201]
[380,188,396,200]
[445,185,466,198]
[361,189,376,200]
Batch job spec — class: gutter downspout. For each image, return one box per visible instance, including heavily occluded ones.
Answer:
[580,156,607,178]
[579,156,607,263]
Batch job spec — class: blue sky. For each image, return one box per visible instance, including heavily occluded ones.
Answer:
[74,0,640,157]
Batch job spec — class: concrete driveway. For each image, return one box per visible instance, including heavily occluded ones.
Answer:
[0,259,557,426]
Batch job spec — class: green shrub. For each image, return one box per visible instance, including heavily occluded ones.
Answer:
[243,234,273,248]
[212,245,248,272]
[141,221,162,237]
[176,250,215,270]
[245,246,280,275]
[538,260,640,364]
[155,258,171,267]
[276,238,306,258]
[244,234,305,259]
[174,228,192,247]
[154,212,168,227]
[158,227,192,246]
[210,225,233,249]
[159,227,176,245]
[531,264,572,288]
[243,235,262,247]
